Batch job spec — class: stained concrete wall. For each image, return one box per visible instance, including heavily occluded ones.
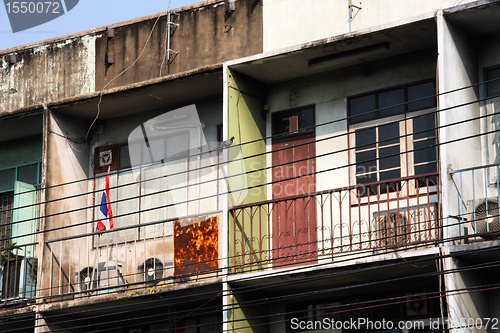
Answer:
[0,0,262,116]
[42,111,89,298]
[0,36,96,115]
[97,0,263,90]
[262,0,476,52]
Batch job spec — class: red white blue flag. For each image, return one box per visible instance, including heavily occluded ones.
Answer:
[97,171,114,232]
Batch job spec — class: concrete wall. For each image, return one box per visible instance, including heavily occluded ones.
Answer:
[444,255,490,333]
[479,36,500,187]
[262,0,475,52]
[1,0,262,115]
[0,36,96,115]
[42,111,89,298]
[97,0,263,90]
[437,13,481,240]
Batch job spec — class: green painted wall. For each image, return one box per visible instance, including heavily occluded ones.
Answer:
[0,135,42,170]
[227,69,269,332]
[227,288,269,333]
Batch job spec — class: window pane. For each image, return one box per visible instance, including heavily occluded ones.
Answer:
[299,108,314,132]
[355,127,376,149]
[415,163,438,175]
[380,169,401,182]
[378,179,401,193]
[350,94,376,123]
[119,145,131,168]
[143,138,164,164]
[379,146,400,170]
[379,88,405,117]
[413,114,436,140]
[414,139,437,163]
[408,82,436,111]
[17,164,39,185]
[356,150,376,174]
[0,168,15,192]
[167,133,189,159]
[486,67,500,96]
[379,122,400,145]
[356,174,377,197]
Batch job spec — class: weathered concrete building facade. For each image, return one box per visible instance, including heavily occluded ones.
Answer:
[1,0,499,332]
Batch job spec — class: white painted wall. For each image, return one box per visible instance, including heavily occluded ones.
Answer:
[263,0,475,52]
[437,12,481,240]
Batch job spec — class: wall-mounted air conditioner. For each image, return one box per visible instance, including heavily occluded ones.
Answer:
[138,258,174,286]
[373,203,438,249]
[77,260,126,295]
[0,257,38,301]
[466,198,500,240]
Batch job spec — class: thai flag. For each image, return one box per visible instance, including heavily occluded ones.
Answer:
[97,171,114,231]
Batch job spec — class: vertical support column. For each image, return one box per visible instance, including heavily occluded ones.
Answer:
[222,65,230,333]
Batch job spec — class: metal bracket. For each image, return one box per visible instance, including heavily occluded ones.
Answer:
[105,27,115,65]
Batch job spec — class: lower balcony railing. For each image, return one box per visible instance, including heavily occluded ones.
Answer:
[41,212,221,300]
[0,242,38,304]
[229,173,440,272]
[449,163,500,242]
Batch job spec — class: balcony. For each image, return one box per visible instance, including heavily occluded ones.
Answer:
[40,213,220,301]
[449,163,500,242]
[229,173,440,273]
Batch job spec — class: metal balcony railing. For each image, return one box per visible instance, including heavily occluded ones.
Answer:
[41,212,221,300]
[449,163,500,241]
[229,173,440,272]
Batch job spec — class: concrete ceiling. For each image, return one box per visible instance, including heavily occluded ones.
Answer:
[444,1,500,36]
[229,18,437,84]
[50,69,223,122]
[0,111,42,142]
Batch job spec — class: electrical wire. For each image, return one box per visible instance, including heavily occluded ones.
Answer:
[1,89,497,240]
[3,65,500,332]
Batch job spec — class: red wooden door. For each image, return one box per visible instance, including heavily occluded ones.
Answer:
[272,131,317,267]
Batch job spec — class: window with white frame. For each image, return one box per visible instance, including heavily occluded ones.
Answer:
[348,81,438,197]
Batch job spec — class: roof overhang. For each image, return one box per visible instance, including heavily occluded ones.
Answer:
[226,14,438,84]
[443,0,500,36]
[46,64,223,121]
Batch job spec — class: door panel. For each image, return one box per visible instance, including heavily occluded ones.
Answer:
[272,132,317,267]
[12,181,37,258]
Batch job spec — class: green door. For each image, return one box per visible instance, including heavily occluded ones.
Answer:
[12,181,37,258]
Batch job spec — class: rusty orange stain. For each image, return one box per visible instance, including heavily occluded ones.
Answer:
[174,215,218,276]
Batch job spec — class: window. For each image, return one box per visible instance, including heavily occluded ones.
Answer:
[0,193,13,251]
[485,66,500,97]
[93,132,193,245]
[0,162,41,250]
[349,81,437,196]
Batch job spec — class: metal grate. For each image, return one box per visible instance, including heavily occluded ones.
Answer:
[0,193,13,250]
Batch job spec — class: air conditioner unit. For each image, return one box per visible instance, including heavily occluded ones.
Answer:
[378,213,409,248]
[138,258,164,285]
[78,267,98,294]
[373,203,439,249]
[77,261,126,295]
[138,258,174,286]
[0,257,38,301]
[466,198,500,240]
